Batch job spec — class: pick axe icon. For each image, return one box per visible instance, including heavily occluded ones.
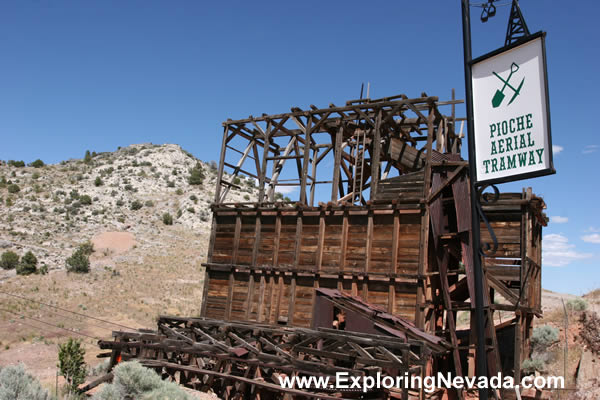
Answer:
[491,62,525,108]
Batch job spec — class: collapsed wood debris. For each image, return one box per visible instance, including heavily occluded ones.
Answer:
[88,93,547,399]
[92,315,447,399]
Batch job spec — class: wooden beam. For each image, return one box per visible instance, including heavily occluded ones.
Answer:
[370,110,382,197]
[300,117,313,204]
[214,126,229,203]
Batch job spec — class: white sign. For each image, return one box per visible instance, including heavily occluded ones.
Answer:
[471,33,554,184]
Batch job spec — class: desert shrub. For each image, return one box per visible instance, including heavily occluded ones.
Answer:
[31,172,40,180]
[7,160,25,167]
[0,251,19,270]
[58,338,87,394]
[188,162,205,185]
[92,383,121,400]
[70,189,80,200]
[177,209,183,218]
[66,247,90,273]
[144,200,154,207]
[91,361,190,400]
[142,381,191,400]
[79,195,92,205]
[162,213,173,225]
[166,180,175,188]
[566,298,588,311]
[116,199,124,207]
[7,184,20,194]
[29,159,45,168]
[189,194,197,201]
[244,194,250,200]
[88,360,110,378]
[284,196,291,202]
[521,358,546,374]
[187,207,195,214]
[94,177,103,187]
[0,364,53,400]
[84,150,92,164]
[16,251,37,275]
[209,160,217,171]
[530,325,559,349]
[130,200,143,211]
[275,192,284,200]
[109,361,163,397]
[175,188,183,195]
[233,176,241,185]
[124,184,134,191]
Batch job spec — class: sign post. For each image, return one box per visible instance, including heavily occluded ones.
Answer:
[461,2,554,399]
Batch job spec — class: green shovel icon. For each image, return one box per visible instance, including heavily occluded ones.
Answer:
[491,62,525,108]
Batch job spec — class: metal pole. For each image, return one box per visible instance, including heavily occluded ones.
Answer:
[461,1,489,399]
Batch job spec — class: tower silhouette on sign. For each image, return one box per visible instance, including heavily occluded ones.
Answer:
[505,0,530,46]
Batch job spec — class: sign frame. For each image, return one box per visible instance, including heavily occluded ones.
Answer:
[469,31,555,186]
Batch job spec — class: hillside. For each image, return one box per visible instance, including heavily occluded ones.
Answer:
[0,144,257,389]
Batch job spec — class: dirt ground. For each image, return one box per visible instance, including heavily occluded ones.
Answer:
[0,226,208,393]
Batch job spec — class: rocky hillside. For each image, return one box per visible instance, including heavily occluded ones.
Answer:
[0,143,257,276]
[0,144,258,388]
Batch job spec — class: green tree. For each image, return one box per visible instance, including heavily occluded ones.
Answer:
[0,251,19,270]
[188,162,205,185]
[29,159,45,168]
[84,150,92,164]
[58,338,87,394]
[8,160,25,167]
[17,251,37,275]
[94,177,103,187]
[66,247,90,273]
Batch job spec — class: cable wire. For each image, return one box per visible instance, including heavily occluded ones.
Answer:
[0,289,137,331]
[0,308,101,341]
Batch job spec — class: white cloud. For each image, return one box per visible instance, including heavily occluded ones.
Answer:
[581,233,600,244]
[550,216,568,224]
[585,227,600,233]
[542,233,592,267]
[582,145,599,154]
[552,145,563,155]
[275,185,298,194]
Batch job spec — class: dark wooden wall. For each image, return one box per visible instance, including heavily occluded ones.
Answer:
[202,204,424,325]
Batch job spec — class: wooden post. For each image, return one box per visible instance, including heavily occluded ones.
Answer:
[214,126,229,203]
[300,117,312,204]
[309,146,318,206]
[258,122,271,204]
[370,110,382,197]
[331,124,344,202]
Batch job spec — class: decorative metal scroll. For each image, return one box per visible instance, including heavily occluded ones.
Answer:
[476,184,500,256]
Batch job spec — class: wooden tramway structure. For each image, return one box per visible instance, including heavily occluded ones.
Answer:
[92,93,547,399]
[95,315,448,399]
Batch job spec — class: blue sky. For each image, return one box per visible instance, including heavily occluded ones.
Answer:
[1,1,598,295]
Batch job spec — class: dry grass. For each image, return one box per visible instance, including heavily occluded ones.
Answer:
[0,224,209,387]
